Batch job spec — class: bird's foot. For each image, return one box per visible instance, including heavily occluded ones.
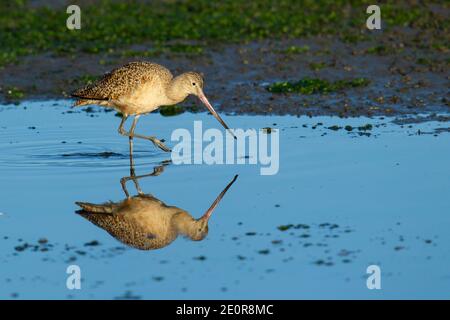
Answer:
[118,127,128,136]
[149,137,171,152]
[151,165,165,176]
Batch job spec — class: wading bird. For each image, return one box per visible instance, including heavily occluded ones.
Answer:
[71,61,233,154]
[76,165,238,250]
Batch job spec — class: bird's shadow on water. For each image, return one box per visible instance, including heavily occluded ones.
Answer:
[74,158,239,251]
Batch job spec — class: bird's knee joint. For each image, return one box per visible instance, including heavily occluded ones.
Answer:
[118,128,127,136]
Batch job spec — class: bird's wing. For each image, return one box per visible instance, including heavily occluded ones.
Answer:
[77,209,172,250]
[71,62,172,100]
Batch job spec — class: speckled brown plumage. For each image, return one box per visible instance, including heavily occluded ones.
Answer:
[78,209,172,250]
[71,61,208,116]
[75,175,237,250]
[76,194,207,250]
[72,62,173,101]
[70,61,233,151]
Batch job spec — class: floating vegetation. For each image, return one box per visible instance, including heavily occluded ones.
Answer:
[159,104,201,116]
[277,224,310,231]
[314,259,334,266]
[267,78,370,94]
[319,223,339,229]
[357,124,373,131]
[277,224,294,231]
[193,255,207,261]
[327,125,341,131]
[159,105,185,117]
[152,276,164,282]
[84,240,100,247]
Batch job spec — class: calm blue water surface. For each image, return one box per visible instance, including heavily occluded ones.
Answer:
[0,100,449,299]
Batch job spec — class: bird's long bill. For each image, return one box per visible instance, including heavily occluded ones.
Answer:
[200,175,238,222]
[198,92,236,139]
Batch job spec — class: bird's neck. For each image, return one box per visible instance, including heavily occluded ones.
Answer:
[172,212,198,238]
[166,75,189,104]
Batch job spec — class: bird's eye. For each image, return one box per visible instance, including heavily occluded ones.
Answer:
[192,82,196,86]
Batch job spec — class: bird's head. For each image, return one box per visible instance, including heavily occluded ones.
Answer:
[179,72,205,96]
[189,217,210,241]
[188,175,238,241]
[177,72,235,139]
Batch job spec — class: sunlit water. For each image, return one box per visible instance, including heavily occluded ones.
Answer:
[0,100,449,299]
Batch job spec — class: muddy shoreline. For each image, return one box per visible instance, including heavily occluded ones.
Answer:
[1,1,449,118]
[1,36,449,118]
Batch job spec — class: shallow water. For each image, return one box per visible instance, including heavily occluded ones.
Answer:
[0,100,449,299]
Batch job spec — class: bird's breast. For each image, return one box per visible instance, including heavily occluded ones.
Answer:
[122,80,173,115]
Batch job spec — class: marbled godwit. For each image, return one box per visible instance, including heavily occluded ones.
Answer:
[75,165,238,250]
[71,61,233,154]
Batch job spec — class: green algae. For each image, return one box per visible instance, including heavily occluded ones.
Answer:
[4,86,25,101]
[159,105,185,117]
[1,0,447,68]
[267,78,370,95]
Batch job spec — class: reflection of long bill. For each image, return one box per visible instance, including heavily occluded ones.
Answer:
[200,175,239,222]
[199,91,236,139]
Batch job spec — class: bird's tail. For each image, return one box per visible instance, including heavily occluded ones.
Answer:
[75,201,115,214]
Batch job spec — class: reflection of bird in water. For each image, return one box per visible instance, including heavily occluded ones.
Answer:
[71,61,234,155]
[76,165,238,250]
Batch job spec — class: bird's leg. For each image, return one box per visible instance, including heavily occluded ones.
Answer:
[117,115,136,175]
[117,114,129,135]
[120,177,131,199]
[134,133,172,153]
[118,113,171,152]
[129,142,135,176]
[120,160,140,198]
[126,115,171,152]
[128,115,139,174]
[120,165,166,198]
